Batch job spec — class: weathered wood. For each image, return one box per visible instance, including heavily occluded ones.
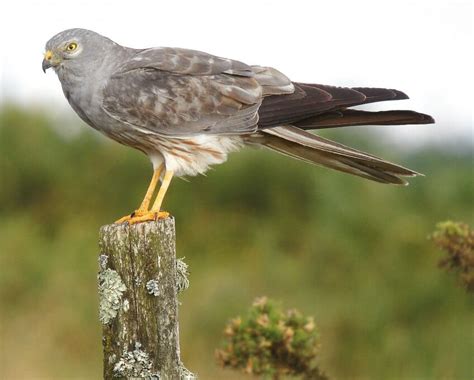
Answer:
[98,217,196,380]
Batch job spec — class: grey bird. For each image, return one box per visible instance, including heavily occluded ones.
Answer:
[43,28,434,224]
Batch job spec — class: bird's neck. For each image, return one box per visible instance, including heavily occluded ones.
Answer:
[57,46,133,125]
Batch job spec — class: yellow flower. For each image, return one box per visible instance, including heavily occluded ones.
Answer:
[304,317,315,332]
[231,317,242,328]
[224,325,234,336]
[256,313,270,327]
[253,296,268,308]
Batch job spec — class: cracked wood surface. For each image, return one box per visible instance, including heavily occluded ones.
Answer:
[99,218,182,380]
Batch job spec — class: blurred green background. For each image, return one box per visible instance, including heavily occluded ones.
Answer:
[0,105,472,379]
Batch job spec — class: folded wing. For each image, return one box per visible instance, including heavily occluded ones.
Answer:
[102,48,293,137]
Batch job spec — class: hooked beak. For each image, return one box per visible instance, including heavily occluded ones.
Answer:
[42,50,54,73]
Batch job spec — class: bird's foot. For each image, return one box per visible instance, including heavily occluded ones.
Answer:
[114,210,170,225]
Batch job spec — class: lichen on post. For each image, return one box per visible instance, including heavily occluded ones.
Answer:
[98,217,196,380]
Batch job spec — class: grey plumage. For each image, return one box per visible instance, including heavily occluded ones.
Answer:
[43,28,434,185]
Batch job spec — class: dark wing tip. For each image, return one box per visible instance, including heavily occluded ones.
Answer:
[390,89,409,100]
[411,112,435,124]
[421,114,435,124]
[351,87,409,104]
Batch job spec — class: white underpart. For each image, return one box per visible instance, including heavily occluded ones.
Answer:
[148,152,165,171]
[147,134,244,177]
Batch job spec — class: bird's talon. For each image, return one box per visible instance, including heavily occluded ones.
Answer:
[114,210,169,225]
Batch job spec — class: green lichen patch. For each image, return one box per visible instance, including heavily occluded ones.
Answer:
[122,298,130,312]
[146,279,160,296]
[179,361,197,379]
[113,342,160,379]
[99,254,109,271]
[176,258,190,292]
[98,268,127,324]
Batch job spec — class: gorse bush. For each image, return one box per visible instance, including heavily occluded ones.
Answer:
[216,297,328,380]
[430,221,474,293]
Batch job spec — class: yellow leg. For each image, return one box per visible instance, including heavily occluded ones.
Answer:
[116,169,174,225]
[137,165,163,212]
[151,169,174,212]
[115,165,163,224]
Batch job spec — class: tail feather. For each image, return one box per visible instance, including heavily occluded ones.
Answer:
[258,82,435,130]
[252,81,433,184]
[253,125,420,185]
[352,87,409,104]
[295,109,435,130]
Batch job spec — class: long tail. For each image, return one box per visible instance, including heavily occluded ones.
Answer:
[253,82,434,185]
[294,109,434,130]
[249,125,420,185]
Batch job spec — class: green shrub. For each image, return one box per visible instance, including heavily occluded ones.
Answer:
[216,297,328,380]
[430,221,474,293]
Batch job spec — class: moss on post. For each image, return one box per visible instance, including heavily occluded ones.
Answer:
[98,218,196,380]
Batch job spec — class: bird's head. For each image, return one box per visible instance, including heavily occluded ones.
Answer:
[43,28,118,75]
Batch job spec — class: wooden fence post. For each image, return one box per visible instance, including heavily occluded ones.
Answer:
[98,217,196,379]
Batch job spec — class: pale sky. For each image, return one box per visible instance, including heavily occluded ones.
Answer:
[1,0,472,147]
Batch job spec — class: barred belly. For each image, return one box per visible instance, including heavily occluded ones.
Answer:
[145,134,244,177]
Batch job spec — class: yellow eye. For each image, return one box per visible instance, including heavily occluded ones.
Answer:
[66,42,77,51]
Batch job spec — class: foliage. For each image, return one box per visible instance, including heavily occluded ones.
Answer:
[430,221,474,293]
[0,105,473,379]
[216,297,327,380]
